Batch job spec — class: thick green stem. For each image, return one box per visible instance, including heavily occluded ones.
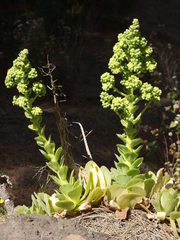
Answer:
[113,86,126,97]
[134,101,152,124]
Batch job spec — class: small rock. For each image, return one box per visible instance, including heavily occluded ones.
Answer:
[63,234,86,240]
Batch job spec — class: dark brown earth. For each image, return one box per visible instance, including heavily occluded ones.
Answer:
[0,0,179,239]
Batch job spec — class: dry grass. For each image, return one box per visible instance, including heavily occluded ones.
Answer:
[74,208,176,240]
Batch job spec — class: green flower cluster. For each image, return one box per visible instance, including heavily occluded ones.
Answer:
[121,75,142,90]
[6,49,30,88]
[31,107,43,116]
[32,82,46,96]
[12,96,28,108]
[111,97,134,121]
[5,49,46,117]
[111,97,123,112]
[100,92,113,108]
[28,68,38,79]
[111,97,128,112]
[17,82,28,94]
[100,19,161,118]
[101,72,115,91]
[109,19,157,77]
[141,83,161,102]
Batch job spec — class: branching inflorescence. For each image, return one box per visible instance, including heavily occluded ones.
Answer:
[100,19,161,179]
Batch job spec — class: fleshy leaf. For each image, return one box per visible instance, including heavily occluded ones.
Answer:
[101,165,112,187]
[144,178,155,197]
[170,211,180,220]
[117,192,143,209]
[87,187,105,204]
[161,188,178,215]
[115,175,132,187]
[55,198,75,211]
[55,147,63,162]
[109,184,125,200]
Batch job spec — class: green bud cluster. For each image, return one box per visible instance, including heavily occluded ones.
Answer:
[17,81,28,94]
[28,68,38,79]
[109,19,157,77]
[100,92,113,108]
[100,19,161,114]
[12,96,28,109]
[6,49,31,88]
[141,83,161,102]
[32,82,46,96]
[111,97,128,112]
[5,49,46,119]
[101,72,115,91]
[31,107,43,116]
[121,75,142,90]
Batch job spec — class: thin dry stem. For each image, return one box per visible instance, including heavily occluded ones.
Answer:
[46,55,79,175]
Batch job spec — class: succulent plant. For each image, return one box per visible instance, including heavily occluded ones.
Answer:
[100,19,161,209]
[16,193,53,216]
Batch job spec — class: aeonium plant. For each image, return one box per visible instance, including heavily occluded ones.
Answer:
[100,19,162,207]
[5,49,110,215]
[100,19,180,238]
[152,188,180,238]
[146,168,180,238]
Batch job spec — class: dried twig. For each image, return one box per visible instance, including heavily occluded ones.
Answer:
[33,165,47,181]
[73,121,93,160]
[45,56,78,175]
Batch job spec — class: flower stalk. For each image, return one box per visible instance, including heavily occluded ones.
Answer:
[100,19,162,179]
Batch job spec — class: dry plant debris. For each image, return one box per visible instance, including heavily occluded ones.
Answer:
[75,208,176,240]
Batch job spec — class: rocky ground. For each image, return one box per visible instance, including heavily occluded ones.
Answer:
[0,209,176,240]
